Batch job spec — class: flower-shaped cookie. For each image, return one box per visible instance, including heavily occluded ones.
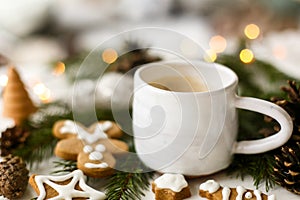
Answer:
[53,120,128,178]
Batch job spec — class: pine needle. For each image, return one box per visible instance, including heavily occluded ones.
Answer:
[105,154,154,200]
[52,159,78,174]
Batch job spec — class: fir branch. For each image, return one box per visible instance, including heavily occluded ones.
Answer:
[217,54,291,99]
[105,154,154,200]
[106,169,153,200]
[228,153,276,191]
[14,101,73,167]
[13,128,58,168]
[52,159,78,174]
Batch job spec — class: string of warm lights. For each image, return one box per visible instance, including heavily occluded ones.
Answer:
[239,23,260,64]
[0,24,287,106]
[205,23,261,64]
[0,47,120,104]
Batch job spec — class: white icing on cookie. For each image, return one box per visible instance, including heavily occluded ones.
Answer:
[84,162,109,169]
[59,120,113,144]
[199,180,276,200]
[268,194,276,200]
[95,144,106,152]
[77,125,107,144]
[100,121,113,131]
[34,169,106,200]
[254,190,262,200]
[60,120,77,134]
[89,151,103,161]
[199,180,220,194]
[222,186,231,200]
[154,174,188,192]
[245,191,252,199]
[236,186,246,200]
[83,145,93,153]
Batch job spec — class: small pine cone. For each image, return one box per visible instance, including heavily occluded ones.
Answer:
[0,155,29,199]
[272,141,300,195]
[1,126,30,156]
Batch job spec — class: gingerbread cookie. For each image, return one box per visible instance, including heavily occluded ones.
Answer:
[29,169,106,200]
[199,180,276,200]
[152,173,191,200]
[53,120,128,177]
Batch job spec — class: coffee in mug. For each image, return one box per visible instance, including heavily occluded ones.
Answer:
[148,76,208,92]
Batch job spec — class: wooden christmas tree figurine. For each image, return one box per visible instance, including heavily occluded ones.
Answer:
[2,67,37,125]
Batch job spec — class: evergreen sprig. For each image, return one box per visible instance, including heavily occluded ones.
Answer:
[13,102,72,167]
[105,169,154,200]
[52,159,78,174]
[228,153,276,191]
[105,153,154,200]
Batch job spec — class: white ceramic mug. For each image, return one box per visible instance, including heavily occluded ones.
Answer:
[132,60,293,176]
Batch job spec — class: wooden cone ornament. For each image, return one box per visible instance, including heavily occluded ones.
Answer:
[2,67,37,125]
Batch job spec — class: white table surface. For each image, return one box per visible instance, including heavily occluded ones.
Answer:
[20,160,300,200]
[17,156,299,199]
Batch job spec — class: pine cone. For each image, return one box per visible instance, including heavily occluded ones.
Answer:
[273,141,300,194]
[0,126,30,156]
[108,42,161,74]
[269,81,300,195]
[0,154,29,199]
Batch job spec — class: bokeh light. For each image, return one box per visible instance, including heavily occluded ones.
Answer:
[240,49,254,63]
[53,61,65,76]
[39,88,51,102]
[209,35,227,53]
[204,49,217,62]
[33,82,52,102]
[244,24,260,40]
[102,48,118,64]
[0,75,8,87]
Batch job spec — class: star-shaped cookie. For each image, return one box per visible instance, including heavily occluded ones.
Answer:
[29,169,106,200]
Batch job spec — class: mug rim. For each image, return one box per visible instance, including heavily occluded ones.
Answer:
[134,60,239,95]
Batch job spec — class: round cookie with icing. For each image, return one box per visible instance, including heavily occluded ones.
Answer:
[29,169,106,200]
[199,180,276,200]
[52,120,128,178]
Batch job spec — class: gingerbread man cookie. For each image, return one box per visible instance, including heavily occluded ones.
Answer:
[199,180,276,200]
[29,169,106,200]
[53,120,128,178]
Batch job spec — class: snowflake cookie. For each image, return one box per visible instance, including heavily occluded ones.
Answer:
[29,169,106,200]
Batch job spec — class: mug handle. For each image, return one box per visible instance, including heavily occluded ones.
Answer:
[233,96,293,154]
